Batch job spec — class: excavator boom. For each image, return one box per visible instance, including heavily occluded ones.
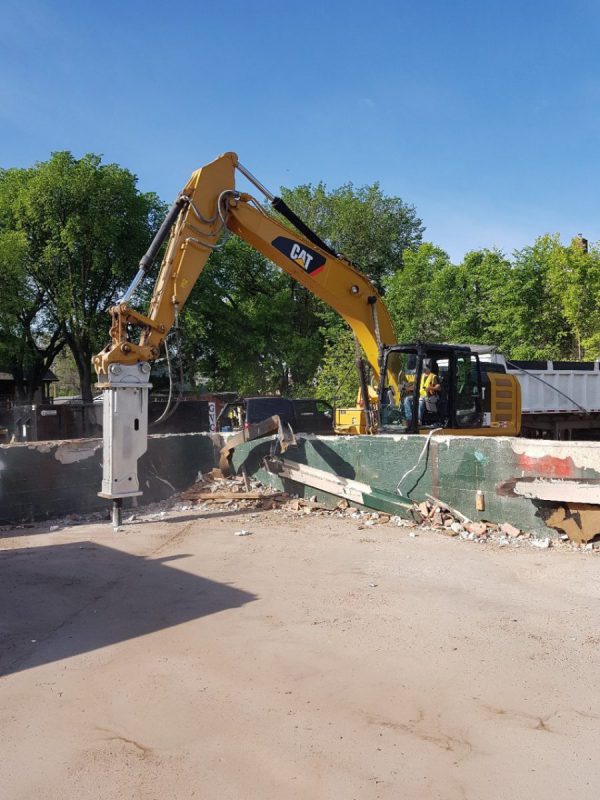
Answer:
[94,152,394,380]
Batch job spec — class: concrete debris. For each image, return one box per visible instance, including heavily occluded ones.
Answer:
[531,537,551,549]
[414,498,474,531]
[3,468,598,556]
[426,493,471,524]
[408,497,569,551]
[417,501,429,518]
[464,522,487,537]
[178,474,367,518]
[130,477,599,552]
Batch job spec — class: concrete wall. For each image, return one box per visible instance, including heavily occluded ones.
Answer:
[4,429,600,541]
[233,433,600,540]
[0,432,223,524]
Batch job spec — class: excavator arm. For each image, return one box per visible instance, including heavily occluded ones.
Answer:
[94,152,396,512]
[94,152,395,379]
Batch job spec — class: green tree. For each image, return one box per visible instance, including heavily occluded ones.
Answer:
[179,237,324,395]
[313,326,360,407]
[281,181,424,289]
[0,206,66,401]
[0,152,165,401]
[430,248,512,346]
[384,243,452,342]
[544,235,600,359]
[425,237,592,361]
[489,236,571,359]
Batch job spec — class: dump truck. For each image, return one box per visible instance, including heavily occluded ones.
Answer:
[475,346,600,439]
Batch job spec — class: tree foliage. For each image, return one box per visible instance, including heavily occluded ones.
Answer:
[384,243,452,342]
[384,234,600,361]
[0,178,66,401]
[0,152,165,400]
[313,327,360,408]
[179,237,324,396]
[280,181,424,289]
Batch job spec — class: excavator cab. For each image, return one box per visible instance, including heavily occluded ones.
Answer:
[378,343,519,436]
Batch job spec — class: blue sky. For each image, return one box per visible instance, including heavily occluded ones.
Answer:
[1,0,599,261]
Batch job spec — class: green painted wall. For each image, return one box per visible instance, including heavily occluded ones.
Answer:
[232,434,600,538]
[0,433,221,524]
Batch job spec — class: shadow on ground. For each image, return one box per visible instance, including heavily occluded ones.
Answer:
[0,541,256,678]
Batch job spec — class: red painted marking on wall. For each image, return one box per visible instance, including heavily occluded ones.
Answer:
[517,454,576,478]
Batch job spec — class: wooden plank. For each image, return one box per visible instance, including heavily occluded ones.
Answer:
[181,490,283,501]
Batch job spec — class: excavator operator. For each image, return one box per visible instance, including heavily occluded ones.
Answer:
[403,359,441,425]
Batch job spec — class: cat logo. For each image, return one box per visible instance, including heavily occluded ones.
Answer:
[290,243,313,270]
[271,236,326,275]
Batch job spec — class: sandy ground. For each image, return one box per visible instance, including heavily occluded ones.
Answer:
[1,506,600,800]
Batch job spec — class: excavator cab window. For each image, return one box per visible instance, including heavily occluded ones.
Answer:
[452,352,483,428]
[412,351,446,429]
[418,349,483,429]
[379,350,416,428]
[379,345,485,433]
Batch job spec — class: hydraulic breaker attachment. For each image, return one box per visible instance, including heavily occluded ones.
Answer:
[97,362,152,505]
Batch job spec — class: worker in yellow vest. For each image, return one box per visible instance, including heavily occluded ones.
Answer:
[419,359,441,424]
[403,359,441,425]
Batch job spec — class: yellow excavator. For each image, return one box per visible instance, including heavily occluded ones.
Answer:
[94,152,521,520]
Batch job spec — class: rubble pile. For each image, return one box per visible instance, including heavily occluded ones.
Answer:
[411,497,598,551]
[413,497,532,544]
[180,469,290,511]
[178,470,392,520]
[176,472,597,550]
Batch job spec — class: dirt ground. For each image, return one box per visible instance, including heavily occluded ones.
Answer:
[1,506,599,800]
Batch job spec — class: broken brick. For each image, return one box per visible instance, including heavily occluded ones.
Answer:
[500,522,521,538]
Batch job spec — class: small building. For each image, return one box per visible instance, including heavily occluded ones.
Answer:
[0,370,59,408]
